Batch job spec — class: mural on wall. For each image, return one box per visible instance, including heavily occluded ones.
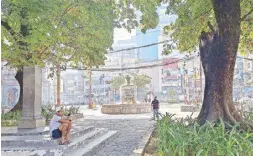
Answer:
[2,86,20,107]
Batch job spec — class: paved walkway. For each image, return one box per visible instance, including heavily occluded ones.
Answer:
[75,118,155,156]
[78,103,199,119]
[1,103,198,156]
[73,103,198,156]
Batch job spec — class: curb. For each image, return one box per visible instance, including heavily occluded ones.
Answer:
[132,126,155,156]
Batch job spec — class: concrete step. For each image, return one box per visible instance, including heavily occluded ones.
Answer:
[63,128,109,154]
[1,126,94,147]
[1,127,50,136]
[1,128,115,156]
[65,130,117,156]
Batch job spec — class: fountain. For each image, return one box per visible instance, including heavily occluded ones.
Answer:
[101,75,151,114]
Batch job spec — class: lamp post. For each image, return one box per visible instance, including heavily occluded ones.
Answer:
[99,74,105,104]
[56,64,61,106]
[88,69,93,109]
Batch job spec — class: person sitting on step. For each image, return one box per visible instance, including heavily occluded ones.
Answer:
[49,107,72,145]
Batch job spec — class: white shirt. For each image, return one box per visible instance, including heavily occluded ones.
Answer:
[49,115,61,135]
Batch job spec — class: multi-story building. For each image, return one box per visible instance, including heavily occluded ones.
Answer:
[60,70,85,104]
[160,58,181,102]
[234,54,253,100]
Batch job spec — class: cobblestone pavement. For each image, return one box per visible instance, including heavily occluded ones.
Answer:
[75,118,155,156]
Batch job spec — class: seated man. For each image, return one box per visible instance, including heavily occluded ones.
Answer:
[49,107,72,145]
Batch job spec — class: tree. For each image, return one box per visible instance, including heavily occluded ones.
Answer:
[109,75,126,89]
[1,0,115,111]
[132,73,152,88]
[109,74,151,89]
[168,90,176,97]
[119,0,253,127]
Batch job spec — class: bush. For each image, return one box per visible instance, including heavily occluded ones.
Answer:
[1,111,22,127]
[1,105,81,126]
[1,110,22,120]
[168,99,178,103]
[42,105,81,123]
[157,114,253,156]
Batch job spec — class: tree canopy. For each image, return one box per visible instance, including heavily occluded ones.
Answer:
[1,0,115,69]
[109,74,151,89]
[117,0,252,54]
[2,0,252,69]
[162,0,253,54]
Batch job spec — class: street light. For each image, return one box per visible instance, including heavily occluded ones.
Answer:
[99,74,106,104]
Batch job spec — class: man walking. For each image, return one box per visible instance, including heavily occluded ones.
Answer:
[151,96,160,120]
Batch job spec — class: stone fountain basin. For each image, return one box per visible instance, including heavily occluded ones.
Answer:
[101,104,151,114]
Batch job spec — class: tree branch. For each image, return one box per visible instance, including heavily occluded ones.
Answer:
[1,20,16,37]
[207,21,215,34]
[241,7,253,21]
[242,18,253,22]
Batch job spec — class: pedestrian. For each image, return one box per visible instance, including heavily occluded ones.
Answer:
[151,96,160,120]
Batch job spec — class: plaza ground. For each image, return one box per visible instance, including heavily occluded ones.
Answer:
[75,103,199,156]
[1,103,199,156]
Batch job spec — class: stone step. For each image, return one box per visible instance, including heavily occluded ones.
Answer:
[1,124,81,136]
[63,128,109,154]
[1,127,50,136]
[1,128,112,156]
[65,130,117,156]
[1,126,94,147]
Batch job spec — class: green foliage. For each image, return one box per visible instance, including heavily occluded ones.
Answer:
[1,110,22,126]
[1,110,22,120]
[163,0,253,54]
[42,104,80,123]
[114,0,160,33]
[109,75,125,89]
[109,74,151,89]
[131,73,151,88]
[2,0,252,70]
[239,0,253,55]
[168,90,176,97]
[243,112,253,122]
[167,99,177,103]
[0,105,81,126]
[42,105,54,123]
[157,114,253,156]
[163,0,214,53]
[121,0,253,54]
[1,0,115,70]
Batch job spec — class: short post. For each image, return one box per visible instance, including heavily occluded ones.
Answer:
[18,66,45,129]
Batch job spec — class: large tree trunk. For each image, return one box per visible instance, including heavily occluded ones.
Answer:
[197,0,242,125]
[9,69,23,112]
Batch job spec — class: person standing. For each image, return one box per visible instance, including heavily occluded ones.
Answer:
[151,96,160,120]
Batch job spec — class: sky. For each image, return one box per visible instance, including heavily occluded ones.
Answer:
[113,4,173,44]
[113,4,183,59]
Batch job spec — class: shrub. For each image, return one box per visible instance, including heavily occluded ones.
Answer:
[1,110,22,120]
[157,114,253,156]
[1,105,81,126]
[168,99,178,103]
[42,105,81,123]
[1,111,22,127]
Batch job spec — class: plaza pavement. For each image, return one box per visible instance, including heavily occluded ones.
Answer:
[78,103,199,120]
[1,103,199,156]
